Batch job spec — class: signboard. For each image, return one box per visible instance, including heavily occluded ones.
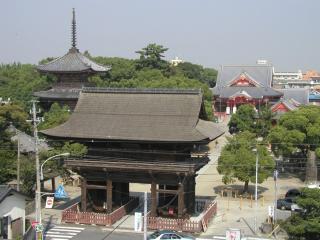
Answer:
[35,223,44,232]
[54,184,68,199]
[268,205,274,218]
[45,196,54,208]
[134,212,142,232]
[226,228,241,240]
[31,221,39,229]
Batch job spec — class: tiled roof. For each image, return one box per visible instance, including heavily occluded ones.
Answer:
[0,185,29,203]
[37,48,110,73]
[211,86,283,99]
[34,88,81,99]
[216,64,273,88]
[9,126,49,153]
[212,64,281,99]
[278,89,309,105]
[41,88,223,142]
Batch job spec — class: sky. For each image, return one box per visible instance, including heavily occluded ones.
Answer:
[1,0,319,71]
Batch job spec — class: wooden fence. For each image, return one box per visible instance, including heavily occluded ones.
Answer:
[62,196,139,226]
[147,200,217,233]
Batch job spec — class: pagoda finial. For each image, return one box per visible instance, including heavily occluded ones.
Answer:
[71,8,77,48]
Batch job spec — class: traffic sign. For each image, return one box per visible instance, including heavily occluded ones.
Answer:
[54,184,68,199]
[35,223,44,232]
[31,221,39,229]
[45,196,54,208]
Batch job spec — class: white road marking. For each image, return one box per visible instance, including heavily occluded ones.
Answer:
[45,235,73,238]
[51,226,85,230]
[49,228,82,232]
[46,231,77,235]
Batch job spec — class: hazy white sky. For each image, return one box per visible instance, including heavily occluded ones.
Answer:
[1,0,319,71]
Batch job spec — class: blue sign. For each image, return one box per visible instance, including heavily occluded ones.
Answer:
[54,184,68,199]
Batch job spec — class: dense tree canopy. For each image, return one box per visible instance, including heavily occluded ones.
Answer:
[0,103,31,184]
[268,106,320,181]
[38,103,70,130]
[217,131,274,192]
[229,104,274,138]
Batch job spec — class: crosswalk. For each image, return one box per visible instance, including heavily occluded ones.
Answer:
[43,225,85,240]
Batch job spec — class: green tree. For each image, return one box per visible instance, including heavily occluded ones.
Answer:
[38,103,70,130]
[228,104,256,133]
[255,106,275,138]
[174,62,217,87]
[135,43,169,70]
[217,131,274,192]
[283,188,320,240]
[0,63,50,106]
[0,103,31,184]
[268,106,320,182]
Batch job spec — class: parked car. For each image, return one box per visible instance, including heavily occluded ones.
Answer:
[147,230,195,240]
[277,197,293,210]
[277,197,302,212]
[285,188,301,198]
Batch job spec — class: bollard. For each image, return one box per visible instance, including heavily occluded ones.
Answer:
[240,196,242,210]
[250,194,253,208]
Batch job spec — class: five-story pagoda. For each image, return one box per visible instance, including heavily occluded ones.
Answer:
[34,9,110,110]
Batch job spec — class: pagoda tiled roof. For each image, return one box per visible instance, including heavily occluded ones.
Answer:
[36,48,110,73]
[41,88,224,142]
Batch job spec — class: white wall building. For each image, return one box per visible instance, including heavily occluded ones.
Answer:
[170,57,184,66]
[0,186,29,239]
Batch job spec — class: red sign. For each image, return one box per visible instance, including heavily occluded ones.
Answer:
[31,221,39,229]
[45,197,54,208]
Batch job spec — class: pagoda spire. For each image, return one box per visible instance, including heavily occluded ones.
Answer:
[71,8,77,49]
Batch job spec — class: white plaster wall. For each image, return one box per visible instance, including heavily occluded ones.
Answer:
[0,194,26,238]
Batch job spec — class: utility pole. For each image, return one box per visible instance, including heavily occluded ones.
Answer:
[254,151,258,234]
[143,191,147,240]
[274,168,278,224]
[17,136,20,192]
[30,100,41,225]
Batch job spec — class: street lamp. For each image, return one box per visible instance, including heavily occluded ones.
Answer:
[252,148,259,234]
[40,153,70,181]
[37,152,70,225]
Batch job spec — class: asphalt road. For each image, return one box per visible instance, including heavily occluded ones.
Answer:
[43,224,150,240]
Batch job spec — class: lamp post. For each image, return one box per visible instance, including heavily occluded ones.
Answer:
[255,150,258,234]
[37,152,70,224]
[252,148,259,234]
[40,153,70,181]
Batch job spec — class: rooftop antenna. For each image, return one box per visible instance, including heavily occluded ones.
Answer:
[71,8,77,49]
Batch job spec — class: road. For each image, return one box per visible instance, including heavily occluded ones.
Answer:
[43,224,151,240]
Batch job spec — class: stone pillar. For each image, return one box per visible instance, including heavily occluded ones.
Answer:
[107,179,113,213]
[178,183,185,218]
[81,178,87,211]
[233,105,237,113]
[151,182,157,217]
[226,102,231,115]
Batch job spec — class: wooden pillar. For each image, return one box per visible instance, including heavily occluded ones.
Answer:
[151,182,157,217]
[178,183,185,218]
[121,182,129,204]
[188,177,196,214]
[107,179,112,214]
[51,177,56,192]
[81,178,87,212]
